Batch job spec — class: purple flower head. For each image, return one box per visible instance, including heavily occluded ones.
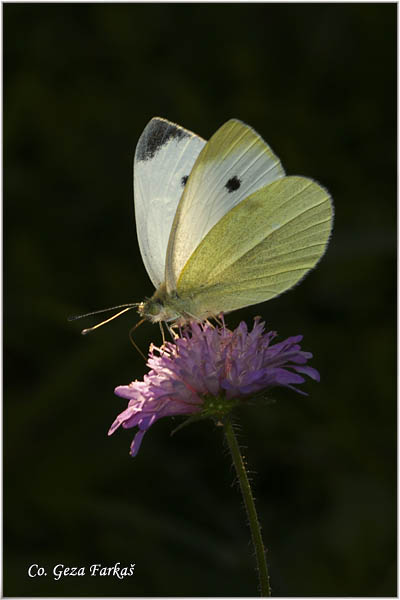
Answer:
[109,318,320,457]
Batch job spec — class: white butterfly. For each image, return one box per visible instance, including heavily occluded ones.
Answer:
[74,117,333,335]
[134,117,333,325]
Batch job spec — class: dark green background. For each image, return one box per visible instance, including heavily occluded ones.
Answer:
[4,3,396,597]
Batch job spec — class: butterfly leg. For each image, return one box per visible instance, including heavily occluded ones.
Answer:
[129,318,147,360]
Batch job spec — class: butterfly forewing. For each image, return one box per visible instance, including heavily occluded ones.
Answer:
[165,119,285,292]
[134,117,205,288]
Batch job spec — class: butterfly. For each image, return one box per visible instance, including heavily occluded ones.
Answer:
[134,117,333,325]
[73,117,333,336]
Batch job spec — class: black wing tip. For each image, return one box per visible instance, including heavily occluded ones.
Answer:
[136,117,191,162]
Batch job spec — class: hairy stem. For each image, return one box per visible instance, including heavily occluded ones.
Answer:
[223,417,271,596]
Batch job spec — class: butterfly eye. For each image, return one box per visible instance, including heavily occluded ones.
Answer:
[181,175,188,187]
[225,176,241,193]
[141,301,163,318]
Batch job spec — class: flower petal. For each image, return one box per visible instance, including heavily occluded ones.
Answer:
[110,319,320,456]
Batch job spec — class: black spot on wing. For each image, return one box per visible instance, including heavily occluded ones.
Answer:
[181,175,188,187]
[136,119,190,161]
[225,176,241,193]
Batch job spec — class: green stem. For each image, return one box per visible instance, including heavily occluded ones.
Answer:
[223,417,271,596]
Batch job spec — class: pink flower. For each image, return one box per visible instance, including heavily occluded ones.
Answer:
[109,318,320,456]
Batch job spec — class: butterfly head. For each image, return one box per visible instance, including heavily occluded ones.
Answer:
[138,283,192,325]
[137,297,180,324]
[138,298,161,320]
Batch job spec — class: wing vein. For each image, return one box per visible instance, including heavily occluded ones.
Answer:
[209,196,331,276]
[197,134,259,232]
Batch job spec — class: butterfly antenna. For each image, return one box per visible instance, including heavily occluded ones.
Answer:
[129,318,147,360]
[68,303,138,322]
[80,306,136,335]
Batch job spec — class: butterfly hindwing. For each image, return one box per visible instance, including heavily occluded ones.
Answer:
[134,117,205,288]
[165,119,285,292]
[176,176,333,316]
